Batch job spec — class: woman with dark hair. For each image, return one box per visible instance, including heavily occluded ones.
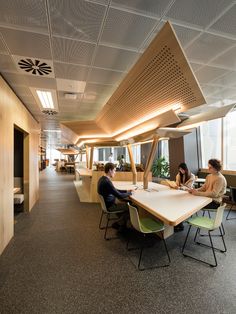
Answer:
[176,162,195,190]
[188,159,227,209]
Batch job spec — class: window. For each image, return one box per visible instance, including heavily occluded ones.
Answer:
[159,140,169,163]
[200,110,236,170]
[200,118,222,168]
[223,110,236,170]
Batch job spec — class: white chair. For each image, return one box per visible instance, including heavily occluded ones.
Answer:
[127,203,170,270]
[98,194,126,240]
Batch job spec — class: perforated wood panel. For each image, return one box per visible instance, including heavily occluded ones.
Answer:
[96,22,206,134]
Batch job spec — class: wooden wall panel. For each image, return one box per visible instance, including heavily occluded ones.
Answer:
[0,75,40,255]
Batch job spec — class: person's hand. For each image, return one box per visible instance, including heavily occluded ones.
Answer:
[188,188,194,194]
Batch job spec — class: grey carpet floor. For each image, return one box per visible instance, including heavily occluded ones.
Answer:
[0,168,236,314]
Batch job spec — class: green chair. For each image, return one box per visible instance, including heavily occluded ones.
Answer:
[127,203,170,270]
[98,194,126,240]
[182,204,227,267]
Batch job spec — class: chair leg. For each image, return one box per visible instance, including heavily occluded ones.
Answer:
[195,226,226,253]
[99,211,104,229]
[103,214,120,241]
[162,235,171,264]
[208,231,217,267]
[182,226,218,267]
[226,205,236,220]
[182,225,192,253]
[129,233,170,271]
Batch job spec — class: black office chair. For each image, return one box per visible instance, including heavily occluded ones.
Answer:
[226,186,236,220]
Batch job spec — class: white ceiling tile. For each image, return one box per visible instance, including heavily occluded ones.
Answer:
[93,45,140,71]
[210,71,236,87]
[111,0,173,18]
[200,84,227,96]
[0,0,48,33]
[0,54,17,72]
[210,46,236,70]
[101,8,157,49]
[56,78,86,93]
[185,33,235,63]
[54,62,89,81]
[11,85,32,97]
[211,87,236,99]
[0,36,8,54]
[190,62,203,72]
[49,0,106,42]
[172,24,201,48]
[26,76,57,89]
[165,0,234,29]
[88,67,124,84]
[52,37,95,65]
[209,4,236,38]
[0,28,51,59]
[195,65,229,84]
[1,72,28,86]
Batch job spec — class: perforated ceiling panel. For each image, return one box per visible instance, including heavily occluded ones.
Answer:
[88,67,124,85]
[52,37,95,66]
[185,33,235,63]
[0,28,51,59]
[166,0,234,29]
[0,0,48,33]
[172,24,201,48]
[49,0,106,42]
[210,71,236,87]
[0,54,17,72]
[209,4,236,38]
[93,45,140,71]
[195,65,229,84]
[210,46,236,70]
[101,8,157,49]
[54,62,89,81]
[0,36,8,54]
[111,0,173,18]
[96,22,206,134]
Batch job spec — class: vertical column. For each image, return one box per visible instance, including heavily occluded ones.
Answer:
[143,136,159,189]
[86,146,89,169]
[89,146,94,170]
[127,144,137,184]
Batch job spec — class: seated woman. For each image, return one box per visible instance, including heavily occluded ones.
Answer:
[175,162,195,190]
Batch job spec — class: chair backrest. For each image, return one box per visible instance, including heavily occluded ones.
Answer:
[230,187,236,203]
[98,194,108,213]
[128,203,143,233]
[213,203,226,229]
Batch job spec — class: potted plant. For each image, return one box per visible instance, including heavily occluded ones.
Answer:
[152,156,170,178]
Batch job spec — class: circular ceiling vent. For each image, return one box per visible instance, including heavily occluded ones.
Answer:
[42,109,58,115]
[18,58,52,76]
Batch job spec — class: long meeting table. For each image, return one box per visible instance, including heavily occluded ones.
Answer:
[113,181,212,238]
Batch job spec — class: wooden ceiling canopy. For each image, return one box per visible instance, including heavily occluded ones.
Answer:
[56,148,79,155]
[62,21,205,145]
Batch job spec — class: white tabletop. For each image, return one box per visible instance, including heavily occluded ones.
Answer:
[113,181,212,226]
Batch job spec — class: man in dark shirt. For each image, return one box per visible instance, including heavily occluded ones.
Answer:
[97,163,132,212]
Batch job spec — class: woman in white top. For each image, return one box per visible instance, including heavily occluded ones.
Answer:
[176,162,195,190]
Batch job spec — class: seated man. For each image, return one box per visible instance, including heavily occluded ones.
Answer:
[188,158,227,208]
[97,162,133,229]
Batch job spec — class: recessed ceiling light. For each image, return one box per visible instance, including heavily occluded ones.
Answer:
[36,90,54,109]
